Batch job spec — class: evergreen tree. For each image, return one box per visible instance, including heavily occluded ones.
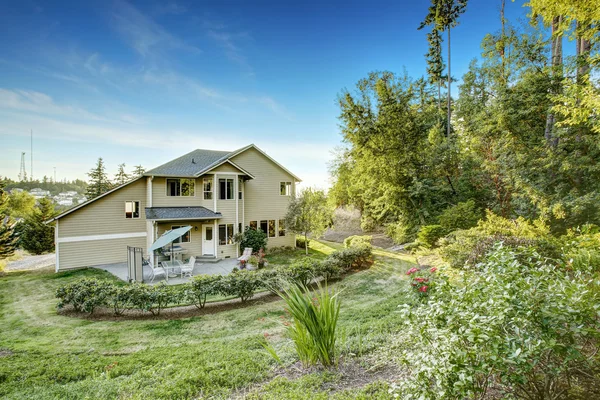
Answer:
[86,158,112,199]
[420,0,468,137]
[132,165,145,176]
[114,163,130,185]
[0,178,18,258]
[17,198,56,255]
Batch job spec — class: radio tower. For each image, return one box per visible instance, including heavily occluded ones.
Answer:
[19,152,27,182]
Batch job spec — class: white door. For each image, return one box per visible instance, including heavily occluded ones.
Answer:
[202,225,215,256]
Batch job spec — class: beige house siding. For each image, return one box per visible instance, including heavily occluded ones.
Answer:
[58,179,147,237]
[151,177,216,208]
[58,236,146,269]
[231,147,296,249]
[209,163,242,174]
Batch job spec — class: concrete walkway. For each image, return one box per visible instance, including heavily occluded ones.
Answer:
[93,258,240,285]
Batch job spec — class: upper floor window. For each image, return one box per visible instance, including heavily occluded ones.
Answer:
[203,178,213,200]
[219,178,234,200]
[167,178,195,197]
[125,201,140,219]
[238,179,243,200]
[280,182,292,196]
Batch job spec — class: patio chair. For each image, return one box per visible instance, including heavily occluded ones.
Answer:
[148,259,166,283]
[180,256,195,279]
[237,248,252,265]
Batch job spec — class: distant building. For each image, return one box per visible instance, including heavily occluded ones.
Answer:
[30,188,51,199]
[57,199,74,206]
[10,188,24,193]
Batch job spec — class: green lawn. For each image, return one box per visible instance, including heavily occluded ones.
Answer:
[0,241,416,399]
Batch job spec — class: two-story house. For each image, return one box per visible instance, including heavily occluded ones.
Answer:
[49,144,300,271]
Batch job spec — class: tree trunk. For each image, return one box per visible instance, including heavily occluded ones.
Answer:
[576,21,591,81]
[304,232,308,255]
[500,0,506,86]
[438,81,441,116]
[447,27,451,138]
[545,16,562,147]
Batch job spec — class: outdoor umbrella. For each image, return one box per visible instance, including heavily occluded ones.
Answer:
[150,226,192,262]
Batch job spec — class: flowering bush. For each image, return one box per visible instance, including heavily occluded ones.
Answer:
[390,244,600,399]
[406,266,437,296]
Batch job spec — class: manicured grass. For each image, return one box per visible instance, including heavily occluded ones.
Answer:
[0,242,417,399]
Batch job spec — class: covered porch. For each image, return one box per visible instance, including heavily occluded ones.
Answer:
[145,206,223,265]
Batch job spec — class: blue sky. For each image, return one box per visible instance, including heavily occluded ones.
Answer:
[0,0,531,188]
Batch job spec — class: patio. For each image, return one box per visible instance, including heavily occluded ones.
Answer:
[93,258,240,285]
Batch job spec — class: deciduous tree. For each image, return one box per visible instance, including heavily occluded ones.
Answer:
[285,188,331,255]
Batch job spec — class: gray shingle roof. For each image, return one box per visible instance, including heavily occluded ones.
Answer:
[145,207,222,220]
[144,149,232,177]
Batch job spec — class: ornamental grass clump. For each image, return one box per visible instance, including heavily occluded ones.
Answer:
[279,282,340,367]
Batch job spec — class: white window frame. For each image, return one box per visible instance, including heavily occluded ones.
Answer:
[268,220,276,238]
[260,220,268,234]
[218,223,234,245]
[125,201,140,219]
[278,219,286,237]
[219,178,234,200]
[203,178,213,200]
[280,181,292,196]
[171,225,191,243]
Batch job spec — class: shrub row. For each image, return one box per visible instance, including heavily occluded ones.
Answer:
[56,246,373,316]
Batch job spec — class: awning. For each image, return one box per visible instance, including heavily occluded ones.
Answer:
[145,206,222,221]
[149,226,192,252]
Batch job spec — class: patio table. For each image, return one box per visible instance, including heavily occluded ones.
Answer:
[161,260,182,281]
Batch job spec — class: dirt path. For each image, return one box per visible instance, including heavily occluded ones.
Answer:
[5,253,55,271]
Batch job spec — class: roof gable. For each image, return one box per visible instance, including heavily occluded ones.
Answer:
[228,144,302,182]
[144,149,231,177]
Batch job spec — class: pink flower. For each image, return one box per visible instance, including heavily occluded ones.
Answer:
[418,286,428,293]
[406,267,419,276]
[430,267,437,273]
[414,277,429,283]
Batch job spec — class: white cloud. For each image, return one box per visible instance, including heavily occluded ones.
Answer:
[0,89,105,121]
[207,29,254,75]
[111,0,200,57]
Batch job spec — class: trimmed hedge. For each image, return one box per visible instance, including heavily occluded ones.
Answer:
[56,246,373,316]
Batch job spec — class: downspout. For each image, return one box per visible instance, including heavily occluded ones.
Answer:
[235,177,239,258]
[55,219,59,272]
[146,176,154,259]
[213,174,218,258]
